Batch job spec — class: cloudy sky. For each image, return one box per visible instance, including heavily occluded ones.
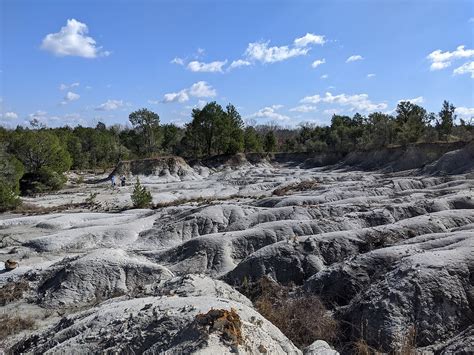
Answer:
[0,0,473,128]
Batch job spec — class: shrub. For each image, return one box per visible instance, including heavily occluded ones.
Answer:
[0,314,35,340]
[0,181,21,212]
[131,177,152,208]
[245,277,338,349]
[0,280,29,306]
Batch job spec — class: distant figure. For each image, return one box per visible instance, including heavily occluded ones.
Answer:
[120,175,126,187]
[111,175,116,188]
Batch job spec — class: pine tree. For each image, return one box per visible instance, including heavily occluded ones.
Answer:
[131,177,152,208]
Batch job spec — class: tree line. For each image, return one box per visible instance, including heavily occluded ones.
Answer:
[0,99,472,210]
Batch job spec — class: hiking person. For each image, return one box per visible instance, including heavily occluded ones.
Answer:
[120,175,126,187]
[111,175,116,188]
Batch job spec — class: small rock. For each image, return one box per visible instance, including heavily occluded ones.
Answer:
[5,259,18,271]
[303,340,339,355]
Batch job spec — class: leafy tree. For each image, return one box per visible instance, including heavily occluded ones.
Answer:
[129,108,161,156]
[244,126,262,152]
[131,177,152,208]
[0,143,24,211]
[263,131,277,152]
[10,130,71,174]
[184,102,245,157]
[9,130,71,194]
[395,101,428,144]
[161,124,184,155]
[437,100,456,140]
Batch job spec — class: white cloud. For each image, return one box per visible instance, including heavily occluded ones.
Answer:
[248,105,289,121]
[324,108,343,115]
[187,60,227,73]
[28,110,48,120]
[320,74,328,79]
[346,55,364,63]
[59,82,80,90]
[455,106,474,117]
[427,45,474,71]
[171,57,184,65]
[311,59,325,68]
[41,19,109,58]
[0,111,18,119]
[398,96,424,104]
[95,99,124,111]
[245,41,309,64]
[63,91,80,103]
[301,92,387,112]
[289,105,317,113]
[294,33,326,47]
[453,61,474,78]
[229,59,252,69]
[188,81,216,97]
[162,81,216,104]
[367,73,376,78]
[163,91,189,103]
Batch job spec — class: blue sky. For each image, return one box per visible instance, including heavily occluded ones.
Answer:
[1,0,473,128]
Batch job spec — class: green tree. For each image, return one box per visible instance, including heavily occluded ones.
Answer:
[10,130,71,194]
[129,108,161,156]
[131,177,152,208]
[184,102,244,157]
[244,126,262,152]
[263,131,277,152]
[437,100,456,140]
[395,101,428,144]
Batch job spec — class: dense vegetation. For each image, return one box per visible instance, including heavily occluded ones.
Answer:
[0,100,472,209]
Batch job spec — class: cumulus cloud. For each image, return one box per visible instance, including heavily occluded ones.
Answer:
[245,41,309,64]
[289,105,317,113]
[346,55,364,63]
[41,19,109,58]
[301,92,387,112]
[229,59,252,70]
[397,96,424,104]
[320,74,329,79]
[367,73,376,78]
[61,91,80,105]
[162,81,216,104]
[311,59,325,68]
[95,99,124,111]
[187,60,227,73]
[453,61,474,78]
[188,81,216,97]
[427,45,474,71]
[294,33,326,47]
[455,106,474,117]
[248,105,289,121]
[163,91,189,103]
[0,111,18,119]
[59,82,80,90]
[171,57,184,65]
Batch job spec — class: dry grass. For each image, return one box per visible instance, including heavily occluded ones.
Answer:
[354,326,416,355]
[0,314,35,341]
[246,277,338,349]
[272,179,319,196]
[195,308,244,346]
[0,280,29,306]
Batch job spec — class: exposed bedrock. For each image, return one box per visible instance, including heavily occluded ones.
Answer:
[37,249,174,309]
[12,289,302,354]
[304,230,474,351]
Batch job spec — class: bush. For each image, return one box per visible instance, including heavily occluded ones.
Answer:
[0,314,35,340]
[19,168,67,195]
[245,277,338,349]
[0,181,21,212]
[131,177,152,208]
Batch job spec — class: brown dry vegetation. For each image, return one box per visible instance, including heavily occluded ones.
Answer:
[195,308,244,346]
[0,280,29,306]
[272,179,319,196]
[241,277,338,349]
[0,314,35,341]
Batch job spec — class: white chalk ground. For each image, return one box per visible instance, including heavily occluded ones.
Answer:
[0,161,473,354]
